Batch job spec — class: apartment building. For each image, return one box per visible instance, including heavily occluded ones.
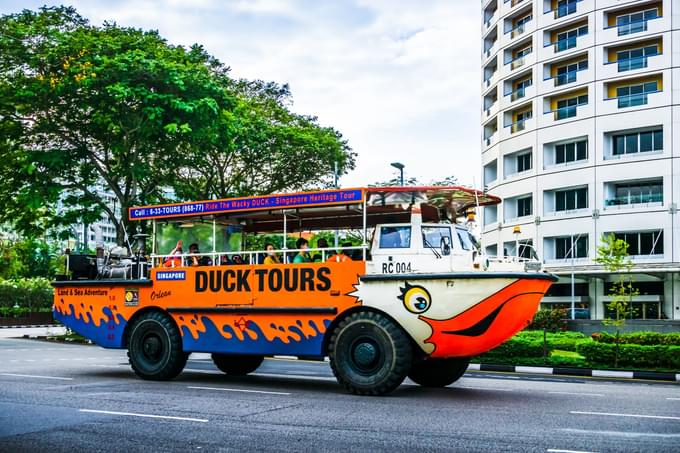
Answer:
[480,0,679,320]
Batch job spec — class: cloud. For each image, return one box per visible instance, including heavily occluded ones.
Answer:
[1,0,482,186]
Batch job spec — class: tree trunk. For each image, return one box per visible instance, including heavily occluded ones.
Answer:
[614,329,620,369]
[543,327,548,364]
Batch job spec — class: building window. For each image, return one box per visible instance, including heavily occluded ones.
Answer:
[511,45,532,69]
[555,187,587,211]
[516,196,532,217]
[555,59,587,86]
[484,160,498,185]
[511,14,532,38]
[555,94,587,120]
[511,77,532,101]
[616,81,658,108]
[617,45,658,72]
[516,152,532,173]
[616,8,659,36]
[555,0,579,18]
[512,109,532,132]
[606,180,662,207]
[484,205,498,225]
[555,235,588,259]
[555,25,587,52]
[611,231,663,256]
[612,129,662,156]
[555,140,587,164]
[504,239,533,258]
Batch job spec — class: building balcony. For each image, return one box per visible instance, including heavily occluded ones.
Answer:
[502,0,529,14]
[482,100,500,121]
[502,83,535,109]
[501,116,534,141]
[539,0,593,29]
[600,89,664,116]
[540,31,592,61]
[502,50,536,79]
[598,15,666,45]
[603,193,663,210]
[538,98,591,128]
[600,51,666,80]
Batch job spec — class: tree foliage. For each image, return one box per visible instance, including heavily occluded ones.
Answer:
[594,233,639,367]
[0,7,354,245]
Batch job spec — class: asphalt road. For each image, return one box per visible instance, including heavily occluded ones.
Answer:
[0,337,678,452]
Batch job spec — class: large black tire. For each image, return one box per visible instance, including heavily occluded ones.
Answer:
[211,354,264,375]
[408,357,470,387]
[328,311,412,396]
[127,311,187,380]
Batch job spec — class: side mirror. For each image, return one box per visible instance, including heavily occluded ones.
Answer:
[440,236,451,256]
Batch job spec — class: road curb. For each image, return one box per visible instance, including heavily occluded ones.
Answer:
[474,363,680,382]
[0,324,58,329]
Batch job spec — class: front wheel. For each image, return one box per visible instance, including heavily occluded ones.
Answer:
[328,311,412,396]
[127,311,187,380]
[211,354,264,375]
[408,357,470,387]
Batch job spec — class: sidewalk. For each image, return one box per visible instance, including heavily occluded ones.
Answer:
[0,326,66,338]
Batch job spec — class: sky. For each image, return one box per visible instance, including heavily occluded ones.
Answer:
[0,0,482,188]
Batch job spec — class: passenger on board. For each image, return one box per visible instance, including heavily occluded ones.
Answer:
[263,243,281,265]
[327,242,353,262]
[188,243,211,266]
[312,237,330,262]
[293,238,312,263]
[163,240,183,267]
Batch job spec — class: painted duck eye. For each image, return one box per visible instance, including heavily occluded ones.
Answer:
[400,285,431,314]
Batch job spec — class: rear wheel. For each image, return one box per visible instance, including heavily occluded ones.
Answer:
[211,354,264,375]
[328,311,412,396]
[127,311,187,380]
[408,357,470,387]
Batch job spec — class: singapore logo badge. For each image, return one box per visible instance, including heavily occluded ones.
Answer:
[398,282,432,314]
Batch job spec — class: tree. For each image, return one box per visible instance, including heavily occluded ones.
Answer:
[369,175,458,187]
[594,233,638,367]
[0,7,354,245]
[529,308,567,363]
[172,80,354,200]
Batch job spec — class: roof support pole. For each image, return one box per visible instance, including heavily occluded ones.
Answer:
[362,197,367,261]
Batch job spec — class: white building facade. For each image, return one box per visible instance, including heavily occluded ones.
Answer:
[480,0,680,321]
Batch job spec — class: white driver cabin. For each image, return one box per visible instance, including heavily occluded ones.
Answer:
[369,222,479,275]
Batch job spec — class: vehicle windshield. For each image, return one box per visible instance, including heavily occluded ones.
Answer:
[456,228,474,251]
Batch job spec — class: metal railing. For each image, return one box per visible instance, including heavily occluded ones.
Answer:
[150,245,368,268]
[604,193,662,206]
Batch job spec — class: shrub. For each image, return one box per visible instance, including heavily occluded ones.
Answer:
[577,341,680,369]
[477,337,545,363]
[0,278,53,311]
[591,331,680,346]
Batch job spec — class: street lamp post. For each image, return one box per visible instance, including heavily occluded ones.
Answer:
[390,162,405,186]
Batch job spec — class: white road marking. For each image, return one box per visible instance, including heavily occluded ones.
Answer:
[547,449,597,453]
[79,409,208,423]
[560,428,680,439]
[549,391,604,397]
[1,373,73,381]
[571,411,680,421]
[187,386,291,396]
[457,385,513,392]
[667,397,680,401]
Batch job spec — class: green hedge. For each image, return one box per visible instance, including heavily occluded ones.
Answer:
[576,342,680,369]
[592,332,680,346]
[0,278,53,310]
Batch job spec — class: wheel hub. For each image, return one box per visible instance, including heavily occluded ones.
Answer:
[352,341,379,369]
[142,335,162,361]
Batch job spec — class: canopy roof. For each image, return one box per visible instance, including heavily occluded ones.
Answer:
[129,186,500,233]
